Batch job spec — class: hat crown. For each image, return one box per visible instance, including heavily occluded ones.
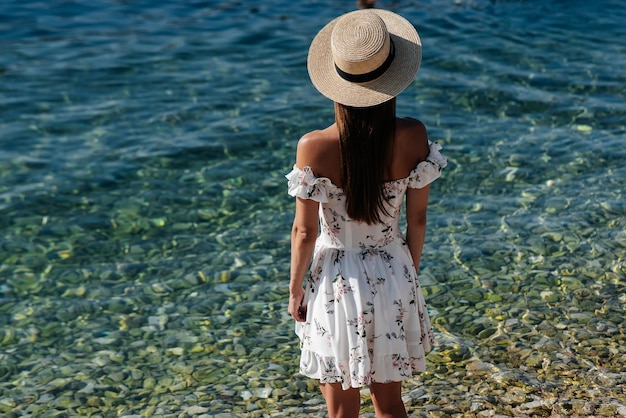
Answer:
[307,9,421,107]
[331,12,391,77]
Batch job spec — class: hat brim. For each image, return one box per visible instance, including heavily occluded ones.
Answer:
[307,9,421,108]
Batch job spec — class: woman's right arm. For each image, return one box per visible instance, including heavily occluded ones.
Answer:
[403,119,431,275]
[405,185,430,275]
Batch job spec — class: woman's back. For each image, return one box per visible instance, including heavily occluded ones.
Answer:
[295,117,430,191]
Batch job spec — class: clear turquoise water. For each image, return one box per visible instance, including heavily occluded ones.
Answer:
[1,0,625,416]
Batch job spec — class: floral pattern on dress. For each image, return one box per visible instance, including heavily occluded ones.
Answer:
[288,141,445,390]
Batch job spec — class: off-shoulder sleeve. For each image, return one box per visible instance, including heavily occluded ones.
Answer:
[285,165,331,203]
[408,141,448,189]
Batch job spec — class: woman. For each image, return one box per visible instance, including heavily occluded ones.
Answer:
[286,9,446,418]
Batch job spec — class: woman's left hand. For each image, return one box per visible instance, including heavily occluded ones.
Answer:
[288,287,307,322]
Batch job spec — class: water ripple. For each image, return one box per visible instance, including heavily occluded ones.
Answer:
[1,0,625,415]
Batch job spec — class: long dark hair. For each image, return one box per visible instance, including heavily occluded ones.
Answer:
[335,98,396,225]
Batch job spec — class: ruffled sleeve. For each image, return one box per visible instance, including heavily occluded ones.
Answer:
[408,141,448,189]
[285,165,333,203]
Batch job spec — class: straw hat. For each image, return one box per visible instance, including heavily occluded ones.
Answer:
[307,9,421,107]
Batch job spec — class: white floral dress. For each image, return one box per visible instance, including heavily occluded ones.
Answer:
[286,141,447,390]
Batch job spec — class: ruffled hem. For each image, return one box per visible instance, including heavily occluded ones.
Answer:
[407,141,448,189]
[299,348,428,390]
[427,141,448,169]
[285,165,337,203]
[286,141,446,198]
[294,240,435,390]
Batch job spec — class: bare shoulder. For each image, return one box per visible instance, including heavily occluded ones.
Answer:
[297,128,329,153]
[396,117,430,163]
[296,130,321,160]
[295,124,340,180]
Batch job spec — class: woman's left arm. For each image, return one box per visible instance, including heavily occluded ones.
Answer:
[288,131,326,322]
[289,196,319,322]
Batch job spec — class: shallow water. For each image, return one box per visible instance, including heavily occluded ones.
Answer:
[1,0,625,416]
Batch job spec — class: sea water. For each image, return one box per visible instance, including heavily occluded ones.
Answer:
[1,0,625,416]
